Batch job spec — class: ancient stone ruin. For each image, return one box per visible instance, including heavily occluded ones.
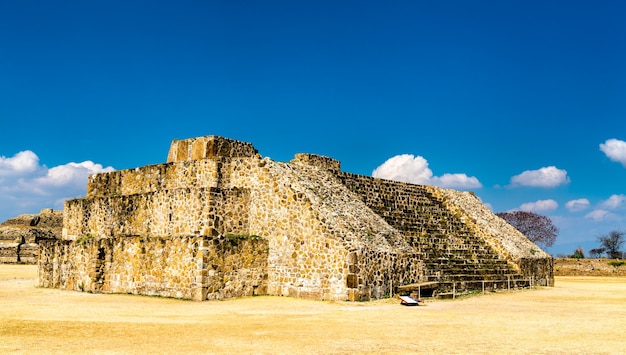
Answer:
[38,136,553,301]
[0,209,62,264]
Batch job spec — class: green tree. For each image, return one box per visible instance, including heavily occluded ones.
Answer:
[495,211,558,249]
[570,246,585,259]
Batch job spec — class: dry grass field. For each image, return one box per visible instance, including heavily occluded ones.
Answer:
[1,265,625,354]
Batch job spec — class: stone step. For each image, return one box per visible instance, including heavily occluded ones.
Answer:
[420,254,511,264]
[423,264,517,274]
[426,273,527,282]
[422,264,511,272]
[425,271,518,280]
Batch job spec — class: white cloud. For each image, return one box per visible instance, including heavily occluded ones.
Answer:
[600,194,626,209]
[585,209,611,222]
[431,173,482,189]
[519,199,558,213]
[0,150,114,221]
[600,138,626,167]
[372,154,433,184]
[510,166,570,188]
[0,150,40,176]
[565,198,590,212]
[372,154,482,189]
[37,161,114,187]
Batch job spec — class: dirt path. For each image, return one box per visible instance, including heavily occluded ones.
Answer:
[1,265,625,354]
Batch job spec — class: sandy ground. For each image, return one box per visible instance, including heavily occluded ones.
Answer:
[1,265,625,354]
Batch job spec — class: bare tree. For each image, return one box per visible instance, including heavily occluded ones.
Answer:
[598,230,625,259]
[589,248,606,258]
[495,211,558,249]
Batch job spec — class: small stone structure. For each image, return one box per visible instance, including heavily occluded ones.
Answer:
[38,136,553,301]
[0,209,62,264]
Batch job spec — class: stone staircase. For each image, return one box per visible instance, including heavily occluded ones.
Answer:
[337,173,529,295]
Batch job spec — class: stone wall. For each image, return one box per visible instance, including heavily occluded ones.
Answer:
[166,136,258,163]
[86,159,219,198]
[39,235,268,300]
[40,135,553,301]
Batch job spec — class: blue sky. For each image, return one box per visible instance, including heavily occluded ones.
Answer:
[1,1,625,256]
